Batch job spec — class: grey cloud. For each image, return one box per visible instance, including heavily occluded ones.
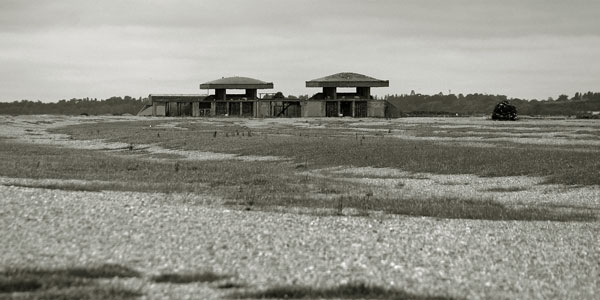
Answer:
[1,0,600,101]
[2,0,599,38]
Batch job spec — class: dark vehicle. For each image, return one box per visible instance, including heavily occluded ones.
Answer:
[492,101,517,121]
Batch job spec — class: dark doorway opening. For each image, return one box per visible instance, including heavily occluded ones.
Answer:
[179,102,192,116]
[167,102,178,116]
[216,102,227,115]
[326,101,338,117]
[340,101,352,117]
[242,102,254,117]
[198,102,211,116]
[229,102,240,116]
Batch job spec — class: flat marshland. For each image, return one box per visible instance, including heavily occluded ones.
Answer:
[0,115,598,299]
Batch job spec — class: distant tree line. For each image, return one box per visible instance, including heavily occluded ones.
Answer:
[0,96,147,115]
[385,91,600,117]
[2,92,600,117]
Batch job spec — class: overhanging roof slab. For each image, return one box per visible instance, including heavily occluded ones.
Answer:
[200,76,274,89]
[306,72,389,88]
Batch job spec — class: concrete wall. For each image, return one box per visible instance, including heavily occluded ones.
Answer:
[210,102,216,116]
[153,100,385,118]
[302,101,324,117]
[256,101,271,118]
[167,102,178,116]
[367,101,386,117]
[153,103,166,116]
[137,105,153,116]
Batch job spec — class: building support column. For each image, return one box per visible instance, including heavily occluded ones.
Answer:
[211,102,216,116]
[239,102,243,117]
[226,102,230,116]
[337,101,341,117]
[192,102,199,117]
[352,101,355,117]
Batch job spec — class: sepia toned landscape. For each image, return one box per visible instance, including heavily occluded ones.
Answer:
[3,1,600,299]
[1,115,598,299]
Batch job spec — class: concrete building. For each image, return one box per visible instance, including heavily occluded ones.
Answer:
[148,76,273,117]
[200,76,274,117]
[145,94,206,117]
[304,72,389,117]
[143,73,389,118]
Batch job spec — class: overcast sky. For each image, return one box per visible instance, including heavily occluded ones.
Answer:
[1,0,599,102]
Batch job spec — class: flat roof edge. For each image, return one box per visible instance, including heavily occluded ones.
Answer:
[306,81,389,88]
[149,94,205,97]
[199,83,274,89]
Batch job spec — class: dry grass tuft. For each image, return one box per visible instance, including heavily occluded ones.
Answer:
[0,264,141,299]
[150,271,229,284]
[228,282,458,299]
[486,187,528,192]
[380,197,596,222]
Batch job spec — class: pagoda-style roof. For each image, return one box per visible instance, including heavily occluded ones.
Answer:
[200,76,273,89]
[306,72,389,88]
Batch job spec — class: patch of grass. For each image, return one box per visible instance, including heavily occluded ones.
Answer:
[0,264,142,299]
[486,187,528,192]
[3,182,104,192]
[145,153,186,160]
[51,120,600,186]
[329,173,405,180]
[0,277,41,293]
[228,282,457,299]
[217,282,246,289]
[5,119,600,223]
[1,140,596,222]
[0,140,293,196]
[441,181,469,186]
[151,271,229,284]
[62,263,141,279]
[5,286,143,300]
[364,197,596,222]
[1,264,140,281]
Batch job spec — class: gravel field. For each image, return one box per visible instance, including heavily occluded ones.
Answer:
[1,184,598,299]
[307,167,600,209]
[1,115,599,299]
